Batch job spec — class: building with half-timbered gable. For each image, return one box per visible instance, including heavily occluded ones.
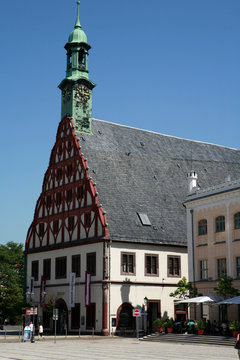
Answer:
[25,3,240,335]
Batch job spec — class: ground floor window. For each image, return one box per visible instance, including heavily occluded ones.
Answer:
[86,303,95,329]
[71,303,80,329]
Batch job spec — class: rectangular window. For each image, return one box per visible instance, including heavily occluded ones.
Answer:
[55,256,67,279]
[71,303,80,329]
[56,168,62,180]
[31,260,39,281]
[56,192,62,205]
[85,212,91,227]
[72,254,81,277]
[236,257,240,278]
[68,216,74,231]
[53,220,59,234]
[67,164,73,177]
[217,258,227,278]
[200,260,208,280]
[145,254,158,276]
[234,213,240,229]
[39,223,44,237]
[67,189,72,202]
[43,259,51,280]
[168,256,181,277]
[198,219,207,235]
[87,252,96,276]
[77,185,84,199]
[216,216,225,233]
[46,195,52,208]
[121,252,135,275]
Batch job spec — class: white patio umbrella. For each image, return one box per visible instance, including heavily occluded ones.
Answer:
[217,296,240,305]
[176,295,223,304]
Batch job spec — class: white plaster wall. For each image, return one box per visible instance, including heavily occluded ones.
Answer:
[110,242,188,284]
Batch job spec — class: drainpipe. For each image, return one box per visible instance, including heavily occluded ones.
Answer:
[190,209,197,319]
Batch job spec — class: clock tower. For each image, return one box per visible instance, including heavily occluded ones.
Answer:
[58,1,95,134]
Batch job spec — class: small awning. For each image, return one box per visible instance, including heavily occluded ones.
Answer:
[217,296,240,305]
[177,295,223,304]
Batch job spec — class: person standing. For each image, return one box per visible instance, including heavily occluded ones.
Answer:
[235,331,240,359]
[29,321,34,342]
[38,322,44,340]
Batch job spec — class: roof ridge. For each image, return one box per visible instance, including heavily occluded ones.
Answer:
[92,117,239,151]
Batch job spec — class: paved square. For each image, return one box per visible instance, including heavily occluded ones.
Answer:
[0,337,237,360]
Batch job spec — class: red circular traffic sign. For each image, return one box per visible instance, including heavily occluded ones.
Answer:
[133,309,140,317]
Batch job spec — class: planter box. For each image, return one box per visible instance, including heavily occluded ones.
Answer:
[198,329,204,335]
[167,328,173,333]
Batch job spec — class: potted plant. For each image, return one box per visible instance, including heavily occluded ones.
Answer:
[196,319,206,335]
[166,318,175,333]
[229,321,240,337]
[153,318,166,333]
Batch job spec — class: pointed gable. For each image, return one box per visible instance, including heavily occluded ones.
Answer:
[25,116,108,251]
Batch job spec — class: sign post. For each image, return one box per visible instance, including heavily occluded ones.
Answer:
[53,308,58,344]
[133,308,141,338]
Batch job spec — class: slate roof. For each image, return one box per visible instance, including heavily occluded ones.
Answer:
[77,119,240,247]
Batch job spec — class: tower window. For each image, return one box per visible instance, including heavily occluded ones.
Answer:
[67,51,72,69]
[78,49,86,69]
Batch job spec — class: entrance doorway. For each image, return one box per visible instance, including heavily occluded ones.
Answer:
[86,303,96,330]
[55,298,68,334]
[147,300,161,333]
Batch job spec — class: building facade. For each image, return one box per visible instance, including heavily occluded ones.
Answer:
[185,175,240,321]
[24,3,240,335]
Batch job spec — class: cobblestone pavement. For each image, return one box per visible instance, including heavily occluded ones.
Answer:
[0,337,237,360]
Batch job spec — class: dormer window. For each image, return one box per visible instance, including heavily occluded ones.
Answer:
[78,49,86,69]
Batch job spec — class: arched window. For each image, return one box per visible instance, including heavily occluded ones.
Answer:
[78,49,86,69]
[67,51,72,69]
[216,216,225,233]
[198,219,207,235]
[234,212,240,229]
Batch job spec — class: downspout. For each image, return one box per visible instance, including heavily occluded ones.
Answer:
[190,209,196,319]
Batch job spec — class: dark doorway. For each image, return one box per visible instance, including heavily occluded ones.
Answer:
[116,303,134,331]
[86,303,96,330]
[147,300,160,333]
[55,298,68,334]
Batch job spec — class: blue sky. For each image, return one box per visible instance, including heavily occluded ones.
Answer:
[1,0,239,245]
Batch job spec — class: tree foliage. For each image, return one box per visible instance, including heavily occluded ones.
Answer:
[0,242,24,324]
[214,275,239,299]
[169,276,200,299]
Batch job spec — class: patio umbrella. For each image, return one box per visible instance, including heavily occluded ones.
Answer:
[177,295,223,304]
[217,296,240,305]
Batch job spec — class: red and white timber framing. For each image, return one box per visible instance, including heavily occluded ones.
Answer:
[26,116,109,250]
[25,116,110,335]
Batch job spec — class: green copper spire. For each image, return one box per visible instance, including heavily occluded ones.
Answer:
[75,1,81,29]
[58,1,96,134]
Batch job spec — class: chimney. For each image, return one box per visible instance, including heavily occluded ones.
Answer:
[187,171,198,194]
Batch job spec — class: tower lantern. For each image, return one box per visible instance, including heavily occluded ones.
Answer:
[58,1,95,134]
